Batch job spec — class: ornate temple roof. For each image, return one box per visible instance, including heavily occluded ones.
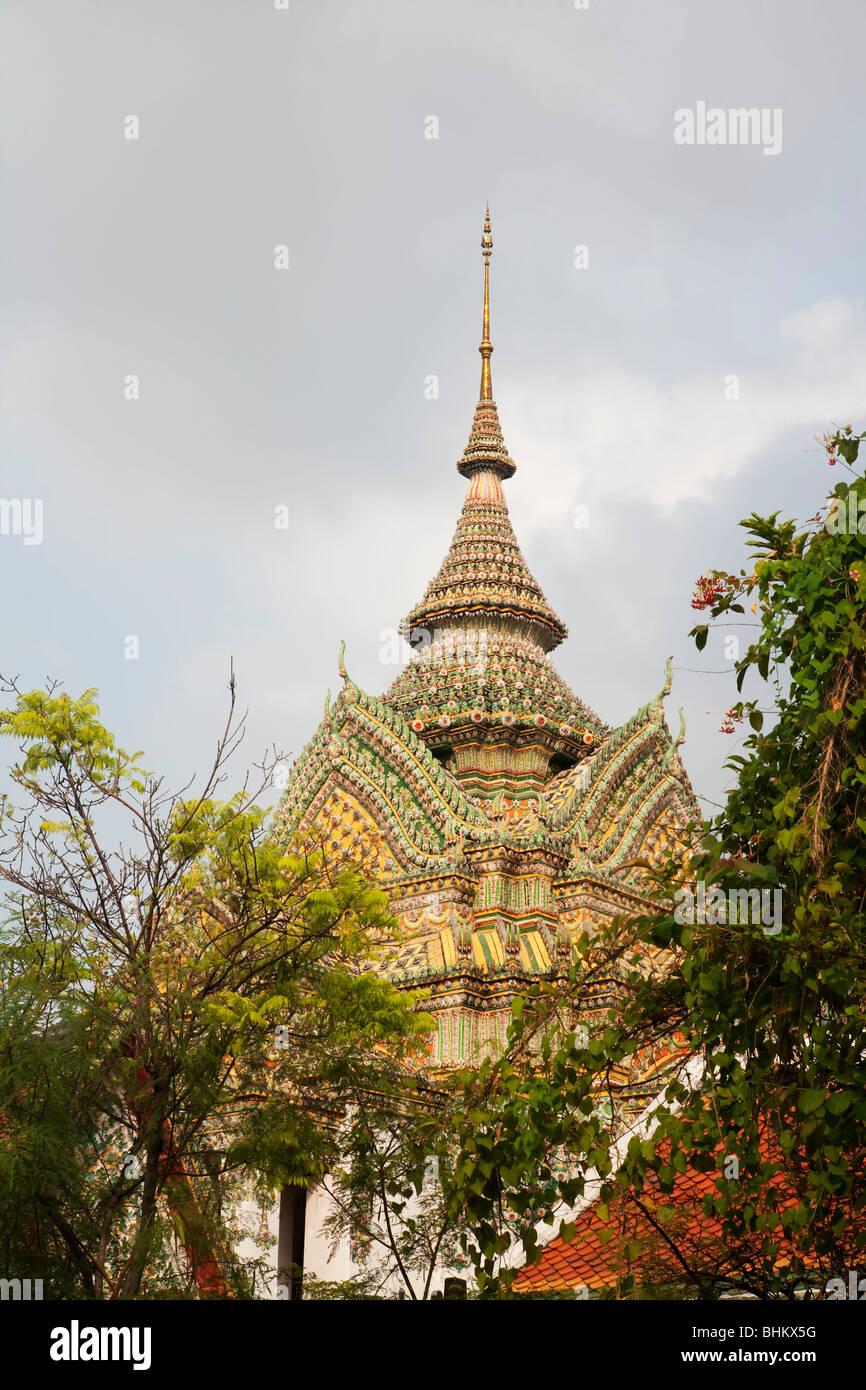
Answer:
[383,625,604,761]
[275,209,702,1072]
[274,661,690,879]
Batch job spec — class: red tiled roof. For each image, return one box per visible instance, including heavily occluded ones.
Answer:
[515,1130,798,1294]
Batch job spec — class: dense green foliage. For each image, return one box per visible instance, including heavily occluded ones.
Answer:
[443,426,866,1296]
[0,681,427,1298]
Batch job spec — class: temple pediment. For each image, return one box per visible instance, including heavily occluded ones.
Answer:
[547,674,699,877]
[272,678,492,879]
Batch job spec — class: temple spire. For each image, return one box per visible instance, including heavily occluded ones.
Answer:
[458,208,516,480]
[480,204,493,400]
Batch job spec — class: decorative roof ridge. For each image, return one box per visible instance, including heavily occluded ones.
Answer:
[547,712,693,842]
[279,671,495,835]
[602,769,702,869]
[595,658,678,747]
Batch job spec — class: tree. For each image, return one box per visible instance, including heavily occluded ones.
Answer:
[0,674,428,1298]
[308,1072,459,1300]
[634,420,866,1294]
[443,424,866,1297]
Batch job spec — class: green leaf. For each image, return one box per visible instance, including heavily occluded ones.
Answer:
[826,1092,851,1116]
[838,437,860,464]
[797,1090,825,1116]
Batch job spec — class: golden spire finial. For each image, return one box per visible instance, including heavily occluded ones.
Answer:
[479,205,493,400]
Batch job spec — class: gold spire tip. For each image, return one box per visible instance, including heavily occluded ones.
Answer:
[479,207,493,400]
[482,205,492,259]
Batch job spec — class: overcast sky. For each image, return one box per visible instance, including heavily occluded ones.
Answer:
[3,0,865,818]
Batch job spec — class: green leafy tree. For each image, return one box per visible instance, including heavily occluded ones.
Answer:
[0,674,428,1298]
[443,426,866,1297]
[634,421,866,1295]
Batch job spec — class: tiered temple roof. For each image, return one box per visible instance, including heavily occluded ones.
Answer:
[274,210,700,1092]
